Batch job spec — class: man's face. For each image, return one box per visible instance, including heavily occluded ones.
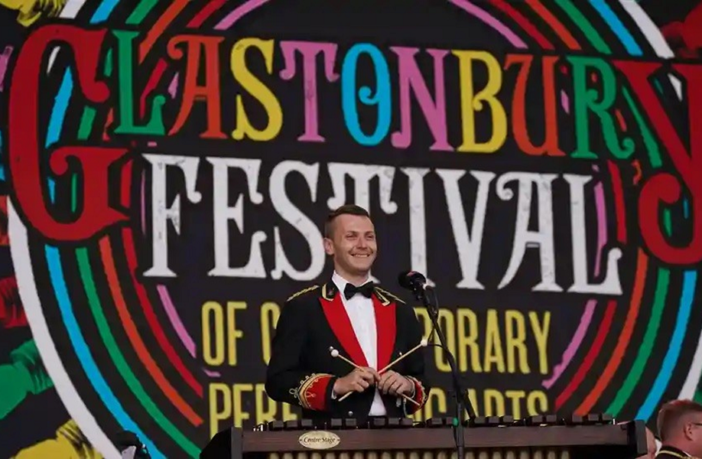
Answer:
[685,415,702,456]
[324,214,377,278]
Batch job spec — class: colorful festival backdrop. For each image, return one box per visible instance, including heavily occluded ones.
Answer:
[1,0,702,457]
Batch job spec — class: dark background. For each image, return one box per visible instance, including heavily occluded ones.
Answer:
[1,0,701,457]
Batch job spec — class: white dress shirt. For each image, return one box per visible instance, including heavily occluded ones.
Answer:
[332,271,387,416]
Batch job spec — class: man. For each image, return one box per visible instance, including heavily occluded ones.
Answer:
[265,205,429,425]
[655,399,702,458]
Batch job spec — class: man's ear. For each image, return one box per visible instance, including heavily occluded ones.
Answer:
[323,238,334,256]
[684,422,695,441]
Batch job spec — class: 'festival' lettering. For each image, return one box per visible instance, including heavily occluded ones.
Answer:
[496,172,560,292]
[270,161,326,281]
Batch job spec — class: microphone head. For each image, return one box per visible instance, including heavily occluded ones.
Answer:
[115,431,141,449]
[116,431,151,458]
[398,270,427,290]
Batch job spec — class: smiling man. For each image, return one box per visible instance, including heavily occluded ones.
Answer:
[265,204,429,425]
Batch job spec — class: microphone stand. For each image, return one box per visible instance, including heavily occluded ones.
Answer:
[410,285,476,459]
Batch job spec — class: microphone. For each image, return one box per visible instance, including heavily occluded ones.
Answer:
[397,269,476,459]
[398,270,428,291]
[115,431,150,459]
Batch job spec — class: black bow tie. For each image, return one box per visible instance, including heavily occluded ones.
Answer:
[344,282,375,300]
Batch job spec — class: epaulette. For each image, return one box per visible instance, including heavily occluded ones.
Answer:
[286,285,319,302]
[375,286,406,304]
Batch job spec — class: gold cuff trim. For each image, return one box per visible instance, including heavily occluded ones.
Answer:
[407,376,427,407]
[296,373,333,410]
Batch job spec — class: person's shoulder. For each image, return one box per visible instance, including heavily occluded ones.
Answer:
[374,285,408,306]
[284,284,321,305]
[655,447,689,458]
[374,285,424,321]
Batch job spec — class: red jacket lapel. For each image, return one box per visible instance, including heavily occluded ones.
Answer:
[319,283,368,367]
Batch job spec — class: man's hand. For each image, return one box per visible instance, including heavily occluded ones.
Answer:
[378,371,413,396]
[333,367,379,396]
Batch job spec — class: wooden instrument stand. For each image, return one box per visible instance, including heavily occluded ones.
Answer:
[201,414,648,459]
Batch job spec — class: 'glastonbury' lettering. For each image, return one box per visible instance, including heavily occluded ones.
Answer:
[7,24,701,267]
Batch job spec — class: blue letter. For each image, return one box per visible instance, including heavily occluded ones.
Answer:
[341,44,391,146]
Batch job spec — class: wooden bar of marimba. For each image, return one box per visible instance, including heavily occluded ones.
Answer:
[201,415,648,459]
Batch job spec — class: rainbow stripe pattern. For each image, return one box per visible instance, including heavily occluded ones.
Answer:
[6,0,701,457]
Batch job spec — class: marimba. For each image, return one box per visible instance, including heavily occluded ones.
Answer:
[201,415,648,459]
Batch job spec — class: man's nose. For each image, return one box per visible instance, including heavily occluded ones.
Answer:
[356,238,367,248]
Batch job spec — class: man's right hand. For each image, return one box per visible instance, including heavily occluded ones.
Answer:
[333,367,379,396]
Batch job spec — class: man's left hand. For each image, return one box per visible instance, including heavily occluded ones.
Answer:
[377,371,413,396]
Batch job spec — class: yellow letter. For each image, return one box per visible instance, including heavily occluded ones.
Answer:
[505,310,529,374]
[483,310,505,373]
[505,390,526,419]
[227,302,247,366]
[208,383,232,438]
[261,302,280,364]
[456,308,481,373]
[233,384,254,427]
[202,301,225,366]
[529,311,551,374]
[415,308,457,372]
[466,389,479,419]
[435,309,456,372]
[452,50,506,153]
[484,389,505,417]
[424,388,448,421]
[414,308,455,372]
[527,390,548,416]
[414,307,432,338]
[255,384,276,425]
[282,403,298,421]
[231,38,283,141]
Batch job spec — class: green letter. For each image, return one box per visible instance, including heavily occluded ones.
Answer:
[568,56,634,160]
[112,30,166,135]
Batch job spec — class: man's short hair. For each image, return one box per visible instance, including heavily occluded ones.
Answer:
[657,399,702,441]
[324,205,371,238]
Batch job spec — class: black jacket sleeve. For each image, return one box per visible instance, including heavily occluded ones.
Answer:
[265,297,337,411]
[400,304,431,414]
